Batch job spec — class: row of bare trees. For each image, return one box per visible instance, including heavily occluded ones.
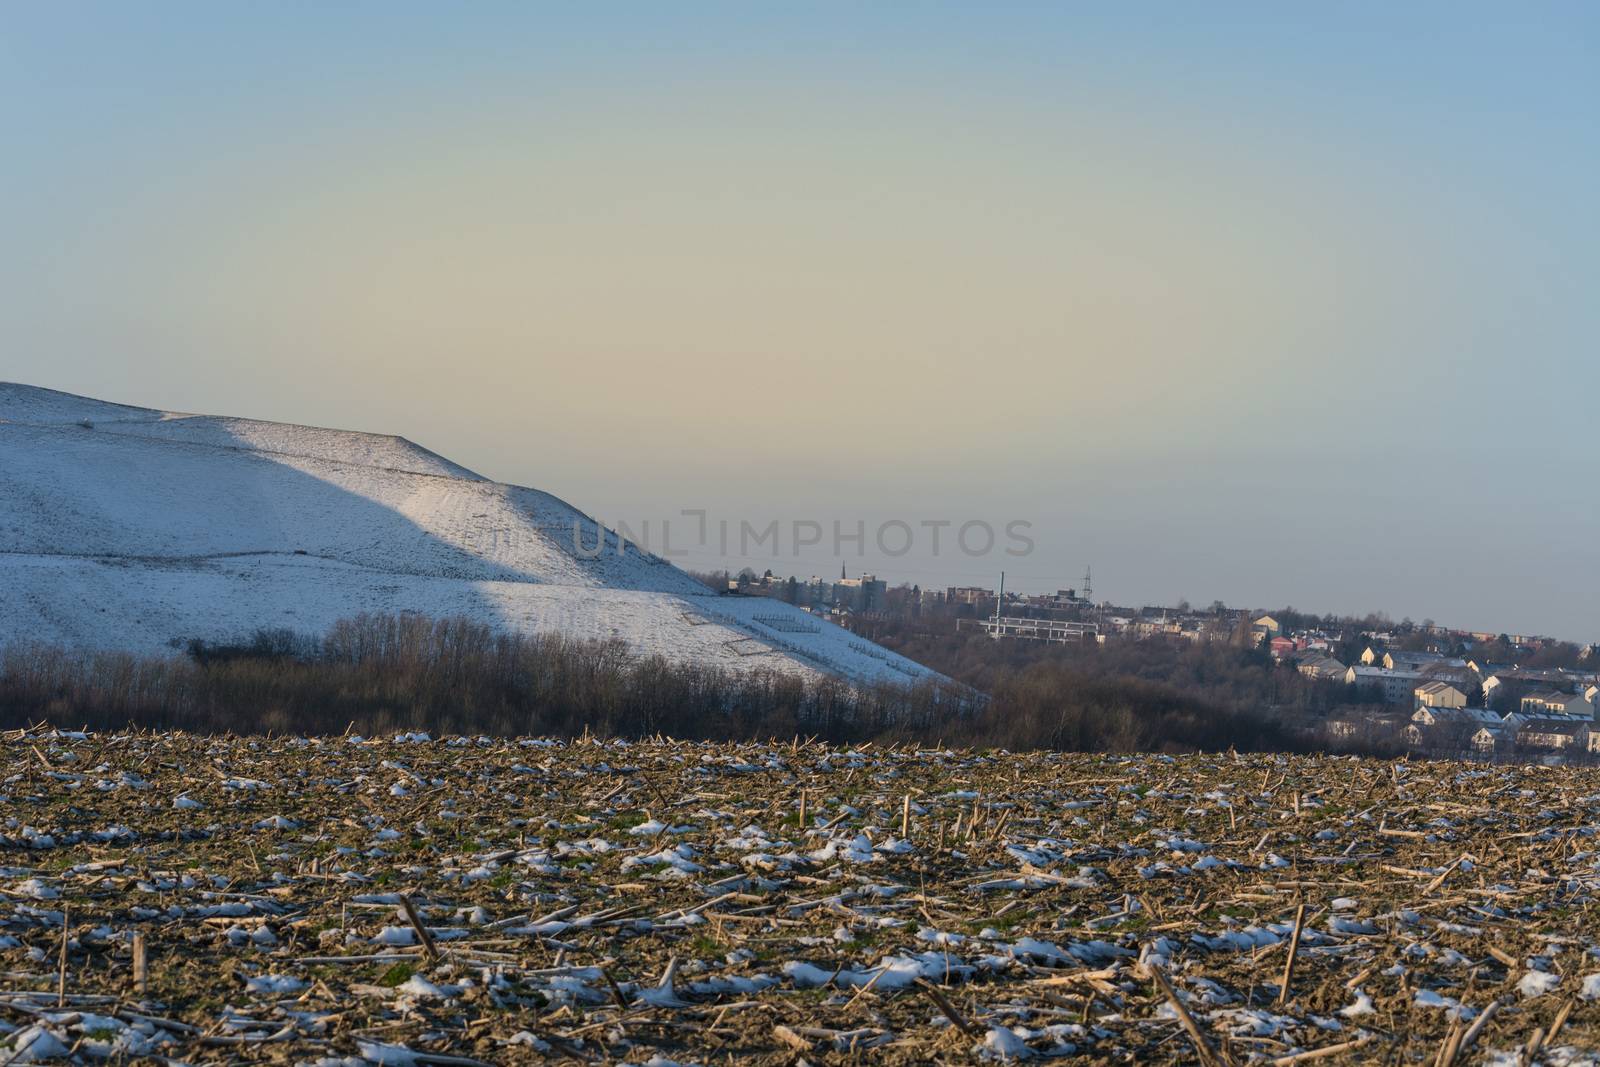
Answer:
[2,613,1318,751]
[0,614,968,741]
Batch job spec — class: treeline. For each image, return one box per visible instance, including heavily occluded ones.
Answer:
[855,618,1360,717]
[0,613,1308,753]
[1,615,959,742]
[936,663,1306,753]
[848,618,1337,753]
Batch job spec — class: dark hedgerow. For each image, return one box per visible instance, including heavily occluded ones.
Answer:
[0,613,1308,752]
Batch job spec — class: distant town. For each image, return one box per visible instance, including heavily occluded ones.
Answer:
[696,565,1600,762]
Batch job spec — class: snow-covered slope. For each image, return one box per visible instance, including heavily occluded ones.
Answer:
[0,384,937,687]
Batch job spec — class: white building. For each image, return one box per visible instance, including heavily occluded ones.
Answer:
[1414,681,1467,710]
[1411,705,1501,729]
[1520,690,1593,719]
[1346,666,1427,705]
[1518,717,1590,751]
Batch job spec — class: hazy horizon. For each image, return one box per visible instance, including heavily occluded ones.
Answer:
[4,4,1596,640]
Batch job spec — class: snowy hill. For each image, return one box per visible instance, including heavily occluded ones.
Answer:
[0,383,939,686]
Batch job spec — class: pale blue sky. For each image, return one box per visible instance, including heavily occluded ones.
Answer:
[3,4,1596,637]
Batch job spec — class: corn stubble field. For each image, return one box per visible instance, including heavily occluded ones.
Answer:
[3,729,1599,1066]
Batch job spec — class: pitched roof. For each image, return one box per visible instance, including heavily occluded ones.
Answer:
[1386,651,1451,665]
[1418,706,1502,725]
[1519,718,1589,737]
[1348,666,1426,680]
[1522,689,1579,703]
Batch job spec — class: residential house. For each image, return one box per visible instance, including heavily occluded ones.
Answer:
[1131,611,1205,642]
[1519,690,1593,719]
[1484,670,1569,711]
[1417,661,1476,687]
[1410,705,1499,729]
[1346,666,1427,705]
[1383,650,1461,672]
[1408,706,1502,749]
[1471,724,1513,753]
[1296,655,1347,681]
[1414,681,1467,710]
[1300,633,1335,653]
[1517,717,1590,751]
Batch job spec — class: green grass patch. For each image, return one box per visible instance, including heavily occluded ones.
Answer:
[377,961,416,987]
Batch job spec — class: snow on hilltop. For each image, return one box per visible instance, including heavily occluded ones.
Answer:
[0,383,939,686]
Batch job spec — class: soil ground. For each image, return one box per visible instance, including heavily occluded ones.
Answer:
[3,729,1598,1064]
